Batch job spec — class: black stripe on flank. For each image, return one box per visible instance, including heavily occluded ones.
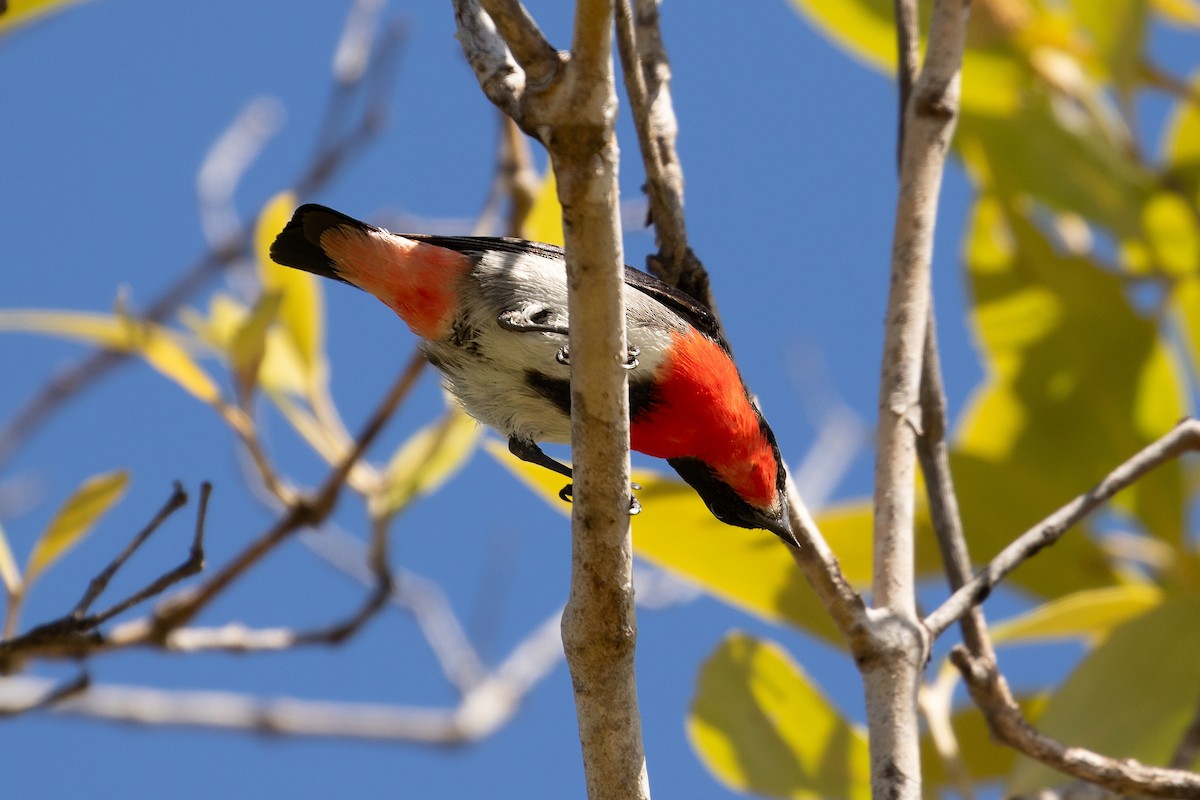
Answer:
[629,378,659,421]
[523,372,660,421]
[525,370,571,416]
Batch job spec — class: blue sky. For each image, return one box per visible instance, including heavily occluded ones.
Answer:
[0,1,1194,798]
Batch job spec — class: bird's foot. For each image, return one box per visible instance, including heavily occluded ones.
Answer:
[558,483,642,515]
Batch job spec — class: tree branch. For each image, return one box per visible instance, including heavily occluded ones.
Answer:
[924,418,1200,637]
[0,10,405,470]
[457,2,649,796]
[952,647,1200,798]
[866,0,969,797]
[613,0,719,329]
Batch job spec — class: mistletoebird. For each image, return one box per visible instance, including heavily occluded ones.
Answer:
[270,204,797,547]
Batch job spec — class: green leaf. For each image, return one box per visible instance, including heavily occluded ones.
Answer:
[990,585,1164,644]
[229,291,282,397]
[689,632,870,800]
[0,310,221,404]
[25,470,129,584]
[1008,594,1200,793]
[256,191,327,391]
[0,520,22,596]
[0,0,87,36]
[951,194,1185,601]
[375,407,482,516]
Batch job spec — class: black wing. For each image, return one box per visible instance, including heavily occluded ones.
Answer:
[404,234,728,351]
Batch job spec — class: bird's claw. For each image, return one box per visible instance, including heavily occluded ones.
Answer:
[553,344,639,369]
[558,483,642,515]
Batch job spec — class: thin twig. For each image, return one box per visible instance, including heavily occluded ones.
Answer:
[0,672,89,718]
[72,482,190,619]
[1169,685,1200,771]
[0,483,210,662]
[925,418,1200,637]
[0,13,405,470]
[613,0,716,319]
[85,482,210,628]
[952,647,1200,798]
[142,351,424,637]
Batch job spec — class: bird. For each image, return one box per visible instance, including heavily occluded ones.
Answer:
[270,204,797,547]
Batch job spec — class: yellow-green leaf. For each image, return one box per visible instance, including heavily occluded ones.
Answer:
[486,440,845,642]
[921,693,1049,790]
[1162,72,1200,203]
[990,585,1164,644]
[375,407,482,516]
[1009,594,1200,792]
[268,390,352,465]
[786,0,895,74]
[229,291,282,396]
[1068,0,1146,90]
[689,632,870,800]
[0,310,221,404]
[0,0,86,36]
[0,520,22,595]
[1139,191,1200,276]
[256,191,327,390]
[1152,0,1200,26]
[522,167,565,247]
[25,470,128,584]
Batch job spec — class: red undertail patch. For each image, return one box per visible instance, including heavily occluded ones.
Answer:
[320,227,472,339]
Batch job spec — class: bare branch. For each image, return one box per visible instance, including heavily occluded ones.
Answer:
[924,418,1200,638]
[459,0,649,794]
[142,350,424,636]
[917,308,994,659]
[892,0,920,167]
[784,475,870,647]
[0,483,209,664]
[0,673,88,718]
[0,674,510,743]
[72,482,191,619]
[197,97,285,248]
[866,0,970,797]
[453,0,525,120]
[952,647,1200,798]
[0,13,405,470]
[614,0,718,324]
[479,0,559,86]
[1170,691,1200,771]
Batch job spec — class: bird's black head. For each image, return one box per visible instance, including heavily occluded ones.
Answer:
[667,457,797,547]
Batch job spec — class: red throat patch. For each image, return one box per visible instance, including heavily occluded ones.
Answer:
[630,328,780,510]
[320,227,472,339]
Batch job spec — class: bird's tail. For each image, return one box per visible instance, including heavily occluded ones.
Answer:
[269,204,373,286]
[268,203,474,340]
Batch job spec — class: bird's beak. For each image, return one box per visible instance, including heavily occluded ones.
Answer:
[758,494,800,549]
